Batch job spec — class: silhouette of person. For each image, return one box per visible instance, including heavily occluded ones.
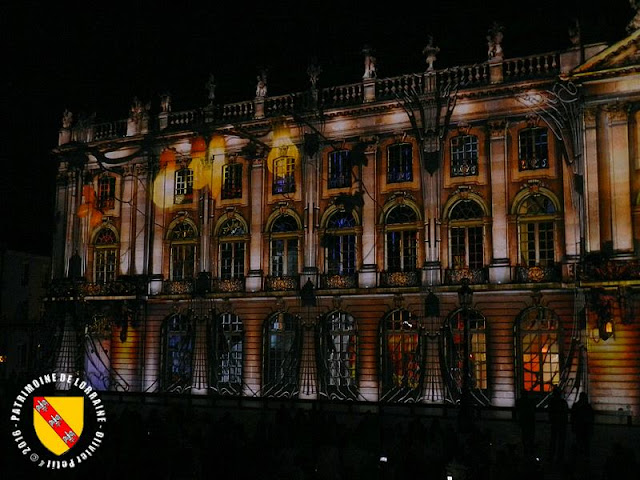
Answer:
[515,389,537,455]
[570,391,594,458]
[547,386,569,464]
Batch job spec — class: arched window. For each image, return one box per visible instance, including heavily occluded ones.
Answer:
[385,205,418,272]
[210,312,243,395]
[442,308,488,404]
[516,306,562,394]
[94,227,118,284]
[269,214,300,277]
[161,313,194,392]
[169,221,198,280]
[448,200,484,270]
[518,127,548,171]
[317,311,357,399]
[380,309,423,402]
[217,217,247,279]
[174,167,194,204]
[262,312,301,397]
[324,210,357,275]
[450,134,478,177]
[517,194,556,267]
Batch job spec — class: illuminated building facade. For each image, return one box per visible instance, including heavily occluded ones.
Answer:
[46,21,640,417]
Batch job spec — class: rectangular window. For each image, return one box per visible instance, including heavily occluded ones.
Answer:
[220,242,245,279]
[328,150,352,189]
[451,135,479,177]
[519,128,548,171]
[171,244,195,280]
[521,222,554,266]
[95,248,117,283]
[387,143,413,183]
[97,176,116,211]
[326,234,356,275]
[273,157,296,194]
[174,168,194,204]
[222,164,242,199]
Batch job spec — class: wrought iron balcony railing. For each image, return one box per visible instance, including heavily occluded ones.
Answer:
[264,275,299,291]
[319,273,358,289]
[444,268,489,285]
[380,270,420,288]
[514,265,561,283]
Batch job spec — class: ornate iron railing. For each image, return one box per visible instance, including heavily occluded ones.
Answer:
[319,273,358,289]
[444,268,489,285]
[163,279,195,295]
[380,270,420,287]
[49,276,148,298]
[212,277,245,293]
[264,275,299,291]
[514,265,561,283]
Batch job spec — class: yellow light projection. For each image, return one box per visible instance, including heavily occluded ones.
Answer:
[153,149,178,208]
[266,123,299,174]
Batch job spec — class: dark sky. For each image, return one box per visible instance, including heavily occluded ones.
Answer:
[2,0,635,255]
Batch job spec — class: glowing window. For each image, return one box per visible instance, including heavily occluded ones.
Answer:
[450,135,478,177]
[444,309,488,396]
[97,176,116,211]
[174,168,194,204]
[328,150,352,189]
[273,157,296,194]
[517,306,561,393]
[381,309,423,401]
[387,143,413,183]
[519,128,548,171]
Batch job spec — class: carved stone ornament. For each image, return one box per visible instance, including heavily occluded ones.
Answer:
[583,107,598,128]
[488,120,506,138]
[393,293,405,309]
[605,103,629,125]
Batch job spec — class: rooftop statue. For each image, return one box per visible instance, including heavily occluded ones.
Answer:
[362,46,377,79]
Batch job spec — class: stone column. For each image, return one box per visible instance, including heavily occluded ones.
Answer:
[246,158,264,292]
[605,104,634,255]
[359,141,378,288]
[120,165,135,275]
[302,146,319,286]
[134,164,148,275]
[583,107,601,253]
[488,120,511,283]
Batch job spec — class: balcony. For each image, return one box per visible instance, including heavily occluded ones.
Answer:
[444,268,489,285]
[49,276,148,298]
[212,277,245,293]
[380,270,420,288]
[264,276,299,291]
[163,279,195,295]
[319,273,358,290]
[514,265,561,283]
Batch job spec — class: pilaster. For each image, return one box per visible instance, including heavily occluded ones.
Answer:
[488,120,511,283]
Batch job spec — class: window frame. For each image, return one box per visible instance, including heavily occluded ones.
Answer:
[161,312,194,392]
[448,200,485,270]
[221,163,243,200]
[384,204,419,273]
[269,214,300,277]
[328,149,352,189]
[516,194,557,267]
[210,312,243,395]
[168,221,198,281]
[174,167,194,204]
[262,311,301,397]
[317,311,358,399]
[450,134,479,177]
[518,127,549,171]
[387,143,413,184]
[93,227,119,284]
[272,156,296,195]
[97,175,116,211]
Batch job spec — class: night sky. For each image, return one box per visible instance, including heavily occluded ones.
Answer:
[3,1,634,256]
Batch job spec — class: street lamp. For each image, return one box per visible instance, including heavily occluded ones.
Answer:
[457,278,474,432]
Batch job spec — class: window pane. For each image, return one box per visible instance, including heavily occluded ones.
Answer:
[222,164,242,199]
[328,150,352,189]
[451,135,478,177]
[519,128,548,171]
[387,144,413,183]
[273,157,296,194]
